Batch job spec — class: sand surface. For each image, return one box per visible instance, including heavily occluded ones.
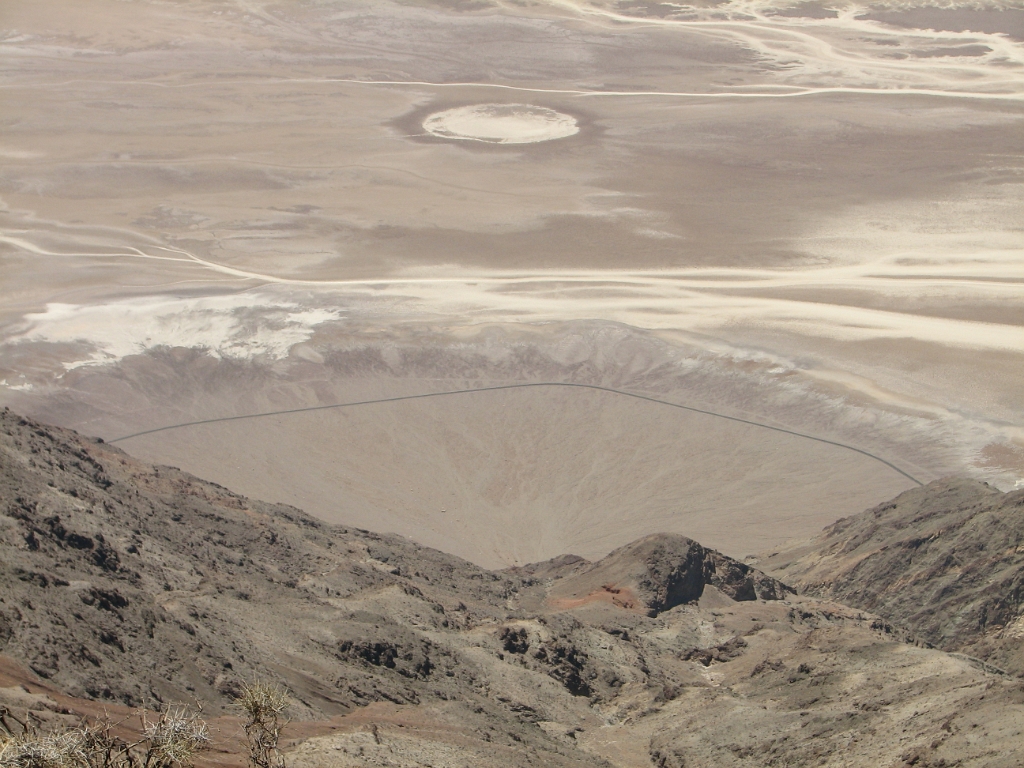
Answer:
[0,0,1022,564]
[113,384,915,567]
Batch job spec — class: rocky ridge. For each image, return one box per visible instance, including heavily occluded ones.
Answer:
[761,478,1024,675]
[2,409,1023,767]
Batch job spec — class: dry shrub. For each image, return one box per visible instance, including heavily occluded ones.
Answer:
[140,707,209,767]
[0,728,88,768]
[0,705,208,768]
[235,682,288,768]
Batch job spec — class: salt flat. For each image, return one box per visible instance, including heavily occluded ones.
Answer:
[0,0,1021,564]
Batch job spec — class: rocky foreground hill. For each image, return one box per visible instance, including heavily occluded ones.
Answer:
[2,408,1023,767]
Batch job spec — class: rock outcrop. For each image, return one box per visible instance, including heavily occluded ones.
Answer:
[546,534,792,616]
[761,477,1024,674]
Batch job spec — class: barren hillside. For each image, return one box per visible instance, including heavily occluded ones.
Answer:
[761,478,1024,675]
[2,410,1024,766]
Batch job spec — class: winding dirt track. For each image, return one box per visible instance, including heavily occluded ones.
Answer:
[108,381,923,486]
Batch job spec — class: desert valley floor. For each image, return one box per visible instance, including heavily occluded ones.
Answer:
[1,0,1022,566]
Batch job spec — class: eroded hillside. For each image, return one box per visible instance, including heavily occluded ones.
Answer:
[2,410,1023,767]
[761,478,1024,676]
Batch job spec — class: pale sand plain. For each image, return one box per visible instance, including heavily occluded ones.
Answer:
[110,385,916,568]
[0,0,1022,565]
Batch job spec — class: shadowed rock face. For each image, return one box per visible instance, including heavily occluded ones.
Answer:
[706,549,793,603]
[4,409,1024,768]
[761,478,1024,674]
[545,534,793,616]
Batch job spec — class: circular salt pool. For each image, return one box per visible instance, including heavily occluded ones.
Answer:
[422,104,579,144]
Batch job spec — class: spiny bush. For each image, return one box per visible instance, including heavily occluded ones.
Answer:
[0,705,208,768]
[0,727,88,768]
[234,682,288,768]
[138,707,210,768]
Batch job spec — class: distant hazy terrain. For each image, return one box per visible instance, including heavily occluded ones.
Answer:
[1,0,1022,563]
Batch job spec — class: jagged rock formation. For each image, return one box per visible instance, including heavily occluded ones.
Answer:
[761,478,1024,675]
[543,534,793,616]
[3,409,1024,767]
